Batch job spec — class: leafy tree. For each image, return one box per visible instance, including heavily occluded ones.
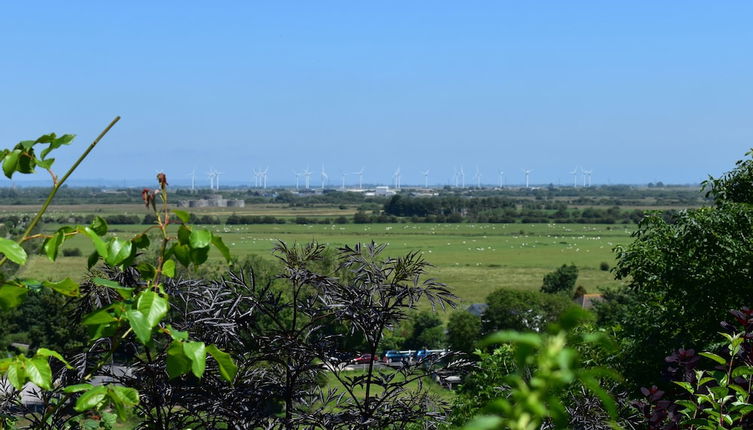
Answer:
[540,263,579,295]
[404,310,444,350]
[599,149,753,389]
[446,311,482,354]
[483,288,574,334]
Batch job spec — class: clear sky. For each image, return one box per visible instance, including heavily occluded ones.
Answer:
[1,2,752,187]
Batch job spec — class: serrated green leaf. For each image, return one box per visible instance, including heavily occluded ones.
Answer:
[0,283,27,310]
[189,229,212,249]
[0,238,27,265]
[74,385,108,412]
[173,209,190,223]
[25,357,52,390]
[166,341,191,379]
[207,344,237,382]
[136,290,169,328]
[90,216,108,236]
[2,149,21,178]
[162,259,175,278]
[42,278,79,296]
[105,238,132,266]
[183,341,206,378]
[126,309,151,344]
[212,235,232,263]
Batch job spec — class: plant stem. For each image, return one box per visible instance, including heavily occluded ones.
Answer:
[0,116,120,268]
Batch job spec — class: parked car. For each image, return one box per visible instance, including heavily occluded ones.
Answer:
[351,353,378,364]
[382,350,413,363]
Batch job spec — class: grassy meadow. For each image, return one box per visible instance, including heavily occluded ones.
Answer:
[14,203,634,309]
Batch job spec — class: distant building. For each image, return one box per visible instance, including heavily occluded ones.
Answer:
[375,186,395,196]
[466,303,488,318]
[573,294,604,309]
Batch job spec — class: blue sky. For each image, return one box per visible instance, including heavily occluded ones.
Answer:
[1,2,752,187]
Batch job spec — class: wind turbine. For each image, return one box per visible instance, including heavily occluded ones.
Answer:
[303,167,312,189]
[352,168,364,190]
[498,170,505,188]
[522,169,533,188]
[583,169,593,187]
[453,168,459,188]
[214,170,224,190]
[188,170,196,192]
[459,166,465,188]
[261,167,269,189]
[393,167,401,190]
[341,171,347,190]
[421,169,430,188]
[320,165,328,189]
[474,167,482,189]
[293,171,301,190]
[207,169,216,190]
[570,167,579,187]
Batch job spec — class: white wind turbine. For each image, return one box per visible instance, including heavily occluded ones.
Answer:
[583,169,593,187]
[261,167,269,189]
[293,171,301,190]
[498,170,505,188]
[570,167,579,187]
[393,167,401,190]
[474,167,482,189]
[188,170,196,192]
[453,168,459,188]
[421,169,430,188]
[320,165,328,189]
[459,166,465,188]
[303,167,312,189]
[341,171,347,190]
[522,169,533,188]
[207,169,216,190]
[352,168,364,190]
[214,170,224,190]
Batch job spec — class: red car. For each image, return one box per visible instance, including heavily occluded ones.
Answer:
[351,353,379,364]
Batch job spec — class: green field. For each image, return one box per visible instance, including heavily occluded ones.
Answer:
[19,218,632,308]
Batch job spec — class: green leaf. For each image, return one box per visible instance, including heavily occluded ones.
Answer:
[732,366,753,378]
[166,341,191,379]
[108,386,139,420]
[183,341,206,378]
[42,231,64,262]
[207,344,237,382]
[25,357,52,390]
[135,262,156,280]
[74,385,108,412]
[132,234,150,249]
[6,362,25,390]
[172,244,191,267]
[167,325,189,341]
[2,149,21,178]
[89,216,108,236]
[87,251,99,269]
[136,290,169,328]
[674,381,696,395]
[126,310,152,344]
[0,284,27,310]
[162,259,176,278]
[0,238,27,265]
[173,209,190,223]
[700,352,727,365]
[82,227,108,258]
[189,229,212,249]
[190,246,209,265]
[177,225,191,245]
[63,383,93,393]
[17,150,36,174]
[82,307,116,326]
[92,277,134,299]
[42,278,79,296]
[212,235,232,263]
[35,348,72,368]
[105,238,132,266]
[482,330,542,348]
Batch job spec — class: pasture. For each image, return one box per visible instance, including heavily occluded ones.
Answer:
[17,211,633,308]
